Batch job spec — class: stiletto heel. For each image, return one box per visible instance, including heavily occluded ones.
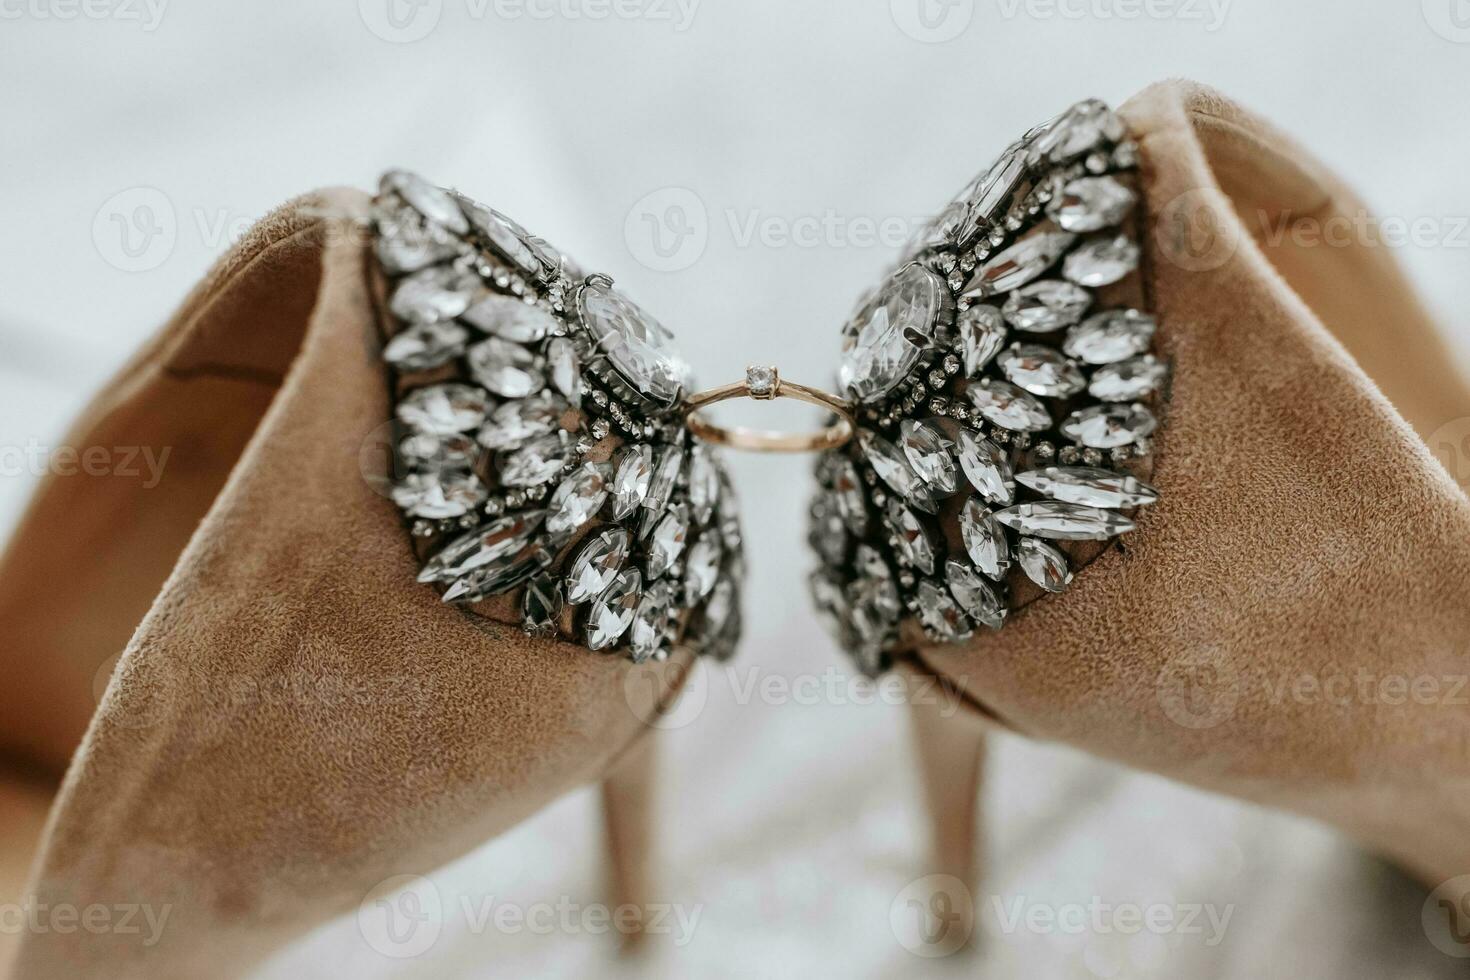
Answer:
[602,734,658,948]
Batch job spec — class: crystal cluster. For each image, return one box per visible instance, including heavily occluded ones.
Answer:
[814,100,1165,674]
[374,171,742,662]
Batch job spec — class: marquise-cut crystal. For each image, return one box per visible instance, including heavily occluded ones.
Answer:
[643,447,685,524]
[390,265,478,323]
[945,560,1005,630]
[647,504,690,579]
[965,146,1028,230]
[383,321,469,371]
[899,419,959,494]
[498,432,571,487]
[963,231,1075,299]
[460,294,558,343]
[994,500,1136,540]
[1064,309,1156,364]
[467,337,544,398]
[810,568,852,640]
[545,337,582,406]
[391,470,487,519]
[1060,403,1157,449]
[810,496,849,567]
[956,429,1015,505]
[397,383,489,435]
[476,393,566,451]
[1001,280,1092,334]
[418,510,546,583]
[610,444,654,519]
[456,196,545,279]
[1047,175,1135,233]
[839,264,950,403]
[826,455,868,533]
[966,378,1051,432]
[375,218,460,276]
[442,547,550,603]
[566,527,630,603]
[1016,466,1158,509]
[860,430,935,513]
[546,461,612,535]
[399,431,477,471]
[956,304,1008,377]
[586,568,642,651]
[998,344,1085,398]
[1063,234,1139,287]
[916,581,972,642]
[521,575,564,632]
[384,170,469,234]
[883,499,936,574]
[1088,354,1168,401]
[629,581,674,663]
[687,448,721,524]
[684,534,723,600]
[1031,99,1124,163]
[960,498,1010,580]
[577,280,690,404]
[1018,537,1072,593]
[851,545,901,629]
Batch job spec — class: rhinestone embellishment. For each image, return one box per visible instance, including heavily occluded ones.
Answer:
[807,99,1166,674]
[374,172,744,662]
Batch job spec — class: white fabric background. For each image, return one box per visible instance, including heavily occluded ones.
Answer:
[4,1,1470,976]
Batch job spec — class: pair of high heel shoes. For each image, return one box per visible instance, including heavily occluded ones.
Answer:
[5,79,1470,977]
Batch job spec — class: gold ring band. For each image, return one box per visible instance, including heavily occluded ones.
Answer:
[685,366,856,453]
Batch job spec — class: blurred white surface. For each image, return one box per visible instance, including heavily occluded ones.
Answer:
[4,1,1470,976]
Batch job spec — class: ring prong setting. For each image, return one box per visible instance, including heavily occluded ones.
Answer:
[746,364,779,399]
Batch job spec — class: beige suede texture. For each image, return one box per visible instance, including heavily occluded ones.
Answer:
[917,80,1470,890]
[0,191,685,978]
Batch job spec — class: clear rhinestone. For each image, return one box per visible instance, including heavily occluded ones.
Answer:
[629,581,674,663]
[389,265,478,323]
[1001,279,1092,333]
[456,196,547,279]
[467,337,545,398]
[994,500,1136,540]
[945,560,1005,630]
[391,470,487,519]
[1016,466,1158,509]
[419,510,546,583]
[1031,99,1125,163]
[966,378,1051,432]
[1047,176,1135,233]
[956,429,1015,505]
[375,214,460,275]
[964,145,1029,230]
[884,498,936,574]
[546,461,613,535]
[498,432,572,486]
[825,454,868,534]
[916,580,972,643]
[383,171,469,234]
[1060,403,1157,449]
[642,447,685,525]
[687,448,722,524]
[397,383,489,435]
[998,344,1086,398]
[702,577,738,641]
[577,280,691,404]
[956,304,1008,377]
[566,527,631,604]
[1064,309,1156,364]
[383,321,469,371]
[399,431,478,471]
[545,337,582,407]
[1018,537,1072,593]
[960,498,1010,580]
[860,430,936,513]
[684,533,723,600]
[442,547,551,603]
[647,504,690,579]
[476,393,566,451]
[839,264,951,403]
[586,568,642,651]
[962,231,1075,299]
[460,294,558,343]
[1089,354,1168,401]
[610,444,655,519]
[899,419,959,494]
[1062,234,1140,287]
[810,496,849,567]
[521,575,564,633]
[810,568,852,641]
